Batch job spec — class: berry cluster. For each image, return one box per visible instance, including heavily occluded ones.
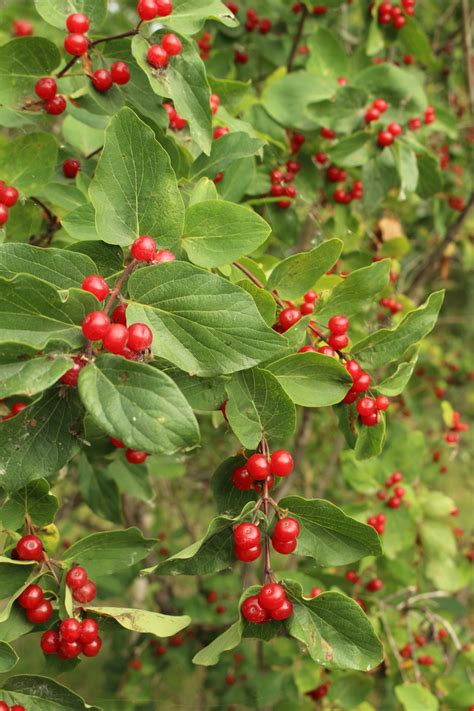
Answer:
[0,181,19,227]
[444,410,469,445]
[343,356,390,428]
[241,583,292,623]
[272,517,300,555]
[384,471,406,508]
[408,106,436,130]
[377,0,415,30]
[325,164,364,205]
[64,13,90,56]
[197,31,212,60]
[18,583,52,625]
[268,162,299,209]
[379,296,403,315]
[137,0,173,21]
[34,77,67,116]
[91,61,131,93]
[448,195,464,212]
[233,522,261,562]
[231,450,294,493]
[147,34,182,69]
[244,8,272,34]
[290,130,306,155]
[378,121,403,148]
[164,102,187,130]
[367,512,386,534]
[0,702,25,711]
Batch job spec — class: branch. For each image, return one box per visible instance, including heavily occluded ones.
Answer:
[287,5,309,72]
[462,0,474,115]
[56,29,139,79]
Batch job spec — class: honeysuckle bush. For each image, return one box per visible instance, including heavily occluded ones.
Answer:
[0,0,472,709]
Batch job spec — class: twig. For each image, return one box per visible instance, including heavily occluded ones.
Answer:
[29,196,61,246]
[287,5,309,72]
[103,260,138,315]
[85,146,103,160]
[397,590,452,609]
[462,0,474,115]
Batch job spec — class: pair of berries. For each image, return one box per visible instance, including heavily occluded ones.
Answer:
[164,102,187,130]
[272,517,300,555]
[110,436,150,465]
[231,450,294,492]
[197,31,212,60]
[147,34,183,69]
[448,195,464,212]
[380,296,402,314]
[345,570,360,584]
[244,8,272,34]
[41,617,101,659]
[364,97,389,124]
[81,297,153,356]
[241,583,292,623]
[269,162,300,209]
[0,702,25,711]
[66,565,97,604]
[90,62,131,93]
[277,291,320,327]
[355,394,390,426]
[367,512,386,534]
[137,0,173,21]
[34,76,66,115]
[290,131,305,154]
[18,584,52,624]
[326,314,350,350]
[382,472,406,508]
[64,13,91,57]
[378,122,403,148]
[0,182,19,227]
[233,522,261,562]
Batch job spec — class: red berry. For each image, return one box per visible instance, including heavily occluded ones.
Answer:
[111,61,130,85]
[366,578,383,592]
[315,152,328,165]
[214,127,229,140]
[318,346,336,357]
[272,537,297,554]
[18,584,44,609]
[26,599,53,623]
[378,130,394,147]
[110,437,125,448]
[156,0,173,16]
[231,465,252,490]
[392,14,406,28]
[234,544,261,562]
[304,290,318,303]
[246,453,271,480]
[387,496,401,508]
[258,583,286,611]
[394,486,405,497]
[418,655,433,666]
[82,274,110,301]
[11,402,27,416]
[66,566,88,589]
[345,360,362,380]
[0,204,8,225]
[328,333,349,350]
[345,570,360,584]
[162,33,182,56]
[375,395,390,410]
[147,44,169,68]
[233,522,260,549]
[343,388,358,404]
[300,302,314,315]
[274,517,300,541]
[80,618,99,643]
[0,186,19,207]
[299,345,317,353]
[16,535,43,561]
[72,580,97,604]
[127,322,153,351]
[66,13,90,33]
[353,372,371,392]
[45,95,67,115]
[63,159,80,179]
[320,127,335,139]
[35,77,57,101]
[270,598,293,620]
[64,33,89,56]
[309,587,322,597]
[408,117,421,131]
[360,411,380,427]
[126,449,149,464]
[111,304,127,325]
[59,639,83,659]
[92,69,113,93]
[154,249,176,263]
[59,617,82,642]
[102,323,129,354]
[387,122,402,137]
[278,307,301,331]
[391,471,403,483]
[210,93,220,114]
[41,630,60,655]
[270,450,294,477]
[13,20,33,36]
[82,311,110,341]
[328,315,349,334]
[241,595,268,623]
[357,397,376,417]
[365,107,380,123]
[137,0,159,20]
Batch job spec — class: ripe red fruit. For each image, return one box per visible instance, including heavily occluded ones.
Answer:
[147,44,169,68]
[309,587,322,598]
[387,496,401,508]
[111,304,127,325]
[59,617,82,642]
[41,629,60,655]
[102,323,129,354]
[300,302,314,315]
[375,395,390,411]
[66,13,90,33]
[234,544,261,562]
[241,595,268,623]
[315,151,328,165]
[11,402,27,416]
[278,307,301,331]
[16,535,43,561]
[345,570,360,584]
[82,311,110,341]
[387,122,402,137]
[126,449,149,464]
[231,465,252,490]
[26,599,53,623]
[328,333,349,350]
[210,93,220,114]
[304,290,318,303]
[391,471,403,483]
[13,19,33,36]
[63,159,80,179]
[82,274,110,301]
[92,69,113,93]
[131,235,157,261]
[270,598,293,620]
[353,372,371,392]
[366,578,384,592]
[418,655,433,666]
[328,315,349,334]
[299,345,317,353]
[274,517,300,541]
[246,453,271,480]
[357,397,376,417]
[72,580,97,603]
[0,204,8,225]
[360,411,380,427]
[127,322,153,351]
[45,95,67,115]
[345,360,362,380]
[18,584,44,609]
[378,130,394,147]
[320,127,335,139]
[270,450,294,477]
[392,14,406,29]
[408,117,421,131]
[156,0,173,15]
[233,522,260,549]
[258,583,286,611]
[137,0,159,20]
[394,486,405,497]
[0,186,19,207]
[318,346,336,357]
[110,437,125,448]
[162,33,182,56]
[111,61,130,85]
[214,127,229,140]
[365,107,380,123]
[154,249,176,263]
[66,566,88,589]
[59,639,83,659]
[35,77,57,101]
[64,33,89,56]
[80,618,99,643]
[272,537,297,554]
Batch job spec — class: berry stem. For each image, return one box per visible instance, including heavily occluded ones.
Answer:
[287,3,309,72]
[103,259,138,316]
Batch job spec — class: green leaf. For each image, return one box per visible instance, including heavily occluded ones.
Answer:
[126,262,285,376]
[0,675,101,711]
[354,64,426,111]
[307,27,349,78]
[399,18,434,65]
[362,150,400,212]
[147,503,256,576]
[193,622,242,666]
[0,389,83,494]
[0,244,97,289]
[267,240,342,299]
[132,34,212,155]
[1,479,58,530]
[105,457,152,502]
[89,107,184,248]
[416,152,443,199]
[183,200,270,267]
[351,291,444,369]
[237,280,277,327]
[316,261,390,321]
[354,417,386,460]
[62,204,99,242]
[366,19,385,56]
[286,582,383,671]
[278,496,382,565]
[210,455,258,515]
[160,0,238,34]
[78,455,121,525]
[0,275,97,351]
[0,38,60,107]
[0,134,58,194]
[328,133,372,167]
[225,368,296,448]
[393,142,419,196]
[166,368,227,411]
[262,72,336,131]
[376,354,418,396]
[395,683,439,711]
[66,241,124,279]
[190,132,265,181]
[78,355,200,454]
[420,491,455,519]
[35,0,107,29]
[84,606,190,638]
[266,352,352,407]
[62,528,155,578]
[0,642,18,673]
[0,606,33,643]
[0,354,72,399]
[327,673,373,709]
